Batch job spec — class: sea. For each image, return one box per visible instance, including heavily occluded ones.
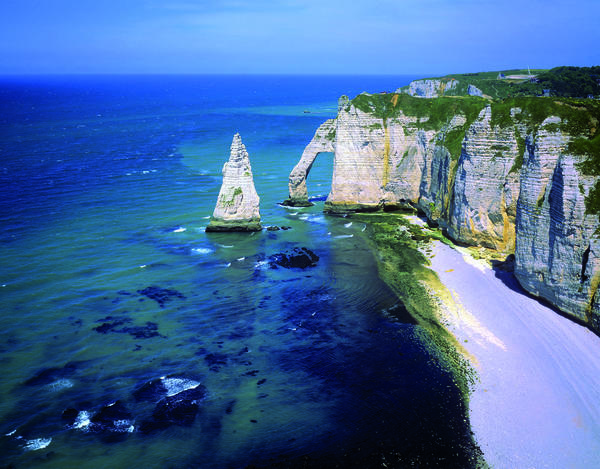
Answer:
[0,75,479,468]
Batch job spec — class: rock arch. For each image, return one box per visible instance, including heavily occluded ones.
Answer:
[283,119,336,206]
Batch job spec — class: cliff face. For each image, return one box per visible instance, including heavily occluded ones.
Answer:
[514,121,600,327]
[207,133,261,232]
[289,93,600,331]
[284,119,335,206]
[399,79,459,98]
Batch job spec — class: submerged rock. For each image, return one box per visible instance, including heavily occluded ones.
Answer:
[94,316,163,339]
[140,386,206,433]
[24,362,78,386]
[269,247,319,269]
[137,286,186,307]
[206,133,262,232]
[64,401,134,442]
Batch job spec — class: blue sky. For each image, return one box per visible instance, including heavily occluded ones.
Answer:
[0,0,598,74]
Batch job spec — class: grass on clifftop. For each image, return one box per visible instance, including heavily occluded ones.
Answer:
[351,93,487,160]
[404,66,600,99]
[351,212,476,402]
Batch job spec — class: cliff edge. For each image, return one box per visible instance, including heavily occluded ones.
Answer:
[288,91,600,331]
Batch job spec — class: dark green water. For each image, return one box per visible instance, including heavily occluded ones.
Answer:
[0,75,478,468]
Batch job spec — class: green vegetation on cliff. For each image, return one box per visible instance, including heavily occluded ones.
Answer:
[409,66,600,99]
[351,92,487,160]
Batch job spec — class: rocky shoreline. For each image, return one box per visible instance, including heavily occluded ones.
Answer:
[357,211,600,467]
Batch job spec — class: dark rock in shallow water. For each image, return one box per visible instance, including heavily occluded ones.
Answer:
[268,247,319,269]
[133,377,168,402]
[205,353,228,372]
[63,401,134,442]
[137,286,186,307]
[91,401,133,428]
[90,401,134,441]
[94,317,163,339]
[140,386,206,433]
[24,362,78,386]
[61,408,79,425]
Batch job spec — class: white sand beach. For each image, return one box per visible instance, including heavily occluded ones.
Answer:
[428,241,600,468]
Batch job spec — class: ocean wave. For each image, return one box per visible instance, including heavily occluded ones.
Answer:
[172,227,186,233]
[73,410,92,430]
[24,437,52,451]
[161,377,202,397]
[46,378,74,392]
[192,247,213,255]
[217,244,234,248]
[344,222,353,228]
[334,234,354,239]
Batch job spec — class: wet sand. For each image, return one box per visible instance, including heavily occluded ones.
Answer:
[427,240,600,468]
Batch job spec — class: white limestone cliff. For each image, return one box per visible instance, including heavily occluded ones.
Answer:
[399,79,459,98]
[289,94,600,331]
[284,119,336,206]
[206,133,261,232]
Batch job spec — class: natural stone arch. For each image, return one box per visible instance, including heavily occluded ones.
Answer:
[283,119,336,206]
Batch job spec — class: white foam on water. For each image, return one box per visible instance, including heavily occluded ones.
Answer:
[162,377,201,397]
[255,260,269,269]
[5,429,16,436]
[237,257,245,261]
[23,438,52,451]
[361,224,367,231]
[173,227,186,233]
[113,420,135,433]
[73,411,91,430]
[289,212,298,216]
[299,214,309,220]
[222,263,232,268]
[192,248,213,255]
[46,379,73,392]
[344,222,353,228]
[202,216,211,219]
[139,264,147,268]
[142,170,150,174]
[217,244,234,248]
[334,234,354,239]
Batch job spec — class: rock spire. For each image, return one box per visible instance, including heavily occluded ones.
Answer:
[206,133,261,232]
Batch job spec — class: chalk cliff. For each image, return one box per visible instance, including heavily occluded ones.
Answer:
[399,78,459,98]
[284,119,336,206]
[206,133,261,232]
[289,92,600,331]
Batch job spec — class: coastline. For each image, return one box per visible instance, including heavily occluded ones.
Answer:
[420,223,600,467]
[357,211,600,467]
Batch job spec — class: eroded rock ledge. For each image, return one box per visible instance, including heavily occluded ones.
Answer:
[288,92,600,332]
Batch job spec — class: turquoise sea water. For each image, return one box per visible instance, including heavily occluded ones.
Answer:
[0,75,478,468]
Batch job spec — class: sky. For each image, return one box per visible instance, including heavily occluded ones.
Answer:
[0,0,598,75]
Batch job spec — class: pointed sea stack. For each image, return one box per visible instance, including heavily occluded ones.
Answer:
[206,134,262,232]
